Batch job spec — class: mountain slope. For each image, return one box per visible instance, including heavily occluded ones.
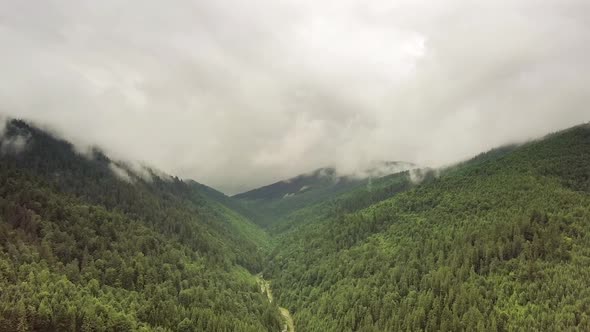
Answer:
[234,162,414,227]
[5,118,590,331]
[266,170,421,236]
[0,120,282,331]
[266,123,590,331]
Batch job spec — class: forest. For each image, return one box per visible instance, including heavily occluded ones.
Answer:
[0,120,283,331]
[264,124,590,331]
[2,120,590,331]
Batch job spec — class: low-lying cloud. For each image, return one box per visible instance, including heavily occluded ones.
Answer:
[1,0,589,194]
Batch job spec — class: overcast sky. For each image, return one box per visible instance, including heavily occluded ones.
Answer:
[1,0,589,194]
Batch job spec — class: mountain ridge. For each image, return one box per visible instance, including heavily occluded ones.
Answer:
[233,161,416,227]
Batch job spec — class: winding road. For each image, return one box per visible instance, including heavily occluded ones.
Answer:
[257,275,295,332]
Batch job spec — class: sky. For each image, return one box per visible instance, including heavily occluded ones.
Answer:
[1,0,589,194]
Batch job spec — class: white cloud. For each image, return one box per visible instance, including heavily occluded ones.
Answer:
[109,162,133,183]
[1,0,589,193]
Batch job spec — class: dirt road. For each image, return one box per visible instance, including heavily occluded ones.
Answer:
[257,275,295,332]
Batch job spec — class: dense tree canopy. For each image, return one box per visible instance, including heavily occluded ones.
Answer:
[3,119,590,331]
[265,124,590,331]
[0,120,282,331]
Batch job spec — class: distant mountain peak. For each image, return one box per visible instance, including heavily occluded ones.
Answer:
[234,161,415,201]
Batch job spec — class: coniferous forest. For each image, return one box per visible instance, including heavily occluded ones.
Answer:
[0,121,282,331]
[2,119,590,331]
[262,124,590,331]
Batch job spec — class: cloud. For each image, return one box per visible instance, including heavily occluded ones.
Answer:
[109,162,133,183]
[0,116,30,155]
[1,133,30,155]
[1,0,589,194]
[0,115,6,137]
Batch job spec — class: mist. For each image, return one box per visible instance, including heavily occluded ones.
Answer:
[1,0,589,194]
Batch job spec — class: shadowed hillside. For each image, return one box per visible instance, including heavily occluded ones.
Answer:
[234,162,414,227]
[0,120,282,331]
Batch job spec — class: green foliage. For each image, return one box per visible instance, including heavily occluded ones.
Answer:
[0,120,282,331]
[5,118,590,331]
[267,171,415,236]
[266,124,590,331]
[234,167,399,227]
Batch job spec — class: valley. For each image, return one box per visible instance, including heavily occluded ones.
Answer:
[1,120,590,331]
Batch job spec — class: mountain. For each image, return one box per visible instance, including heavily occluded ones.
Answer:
[0,120,283,331]
[234,162,415,227]
[4,118,590,332]
[264,123,590,331]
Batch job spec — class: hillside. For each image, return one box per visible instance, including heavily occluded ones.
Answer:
[234,162,414,227]
[264,124,590,331]
[4,119,590,332]
[0,120,282,331]
[265,170,422,236]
